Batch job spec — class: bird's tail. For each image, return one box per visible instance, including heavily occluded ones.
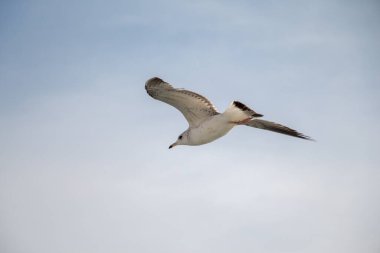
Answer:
[223,101,263,123]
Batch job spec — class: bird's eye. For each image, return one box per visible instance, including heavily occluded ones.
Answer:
[178,135,183,140]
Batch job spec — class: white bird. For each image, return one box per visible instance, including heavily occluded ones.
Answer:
[145,77,312,149]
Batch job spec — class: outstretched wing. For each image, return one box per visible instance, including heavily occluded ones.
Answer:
[245,119,313,140]
[145,77,219,127]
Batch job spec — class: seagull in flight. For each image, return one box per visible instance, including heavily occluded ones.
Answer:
[145,77,312,149]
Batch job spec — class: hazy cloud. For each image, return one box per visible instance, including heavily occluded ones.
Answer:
[1,0,379,253]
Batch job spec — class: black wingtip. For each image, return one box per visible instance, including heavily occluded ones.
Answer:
[298,134,315,141]
[145,77,163,87]
[233,101,250,111]
[233,101,263,118]
[149,77,163,82]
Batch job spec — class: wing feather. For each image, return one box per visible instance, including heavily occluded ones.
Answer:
[245,119,313,140]
[145,77,219,127]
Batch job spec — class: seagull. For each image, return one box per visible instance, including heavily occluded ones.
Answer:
[145,77,313,149]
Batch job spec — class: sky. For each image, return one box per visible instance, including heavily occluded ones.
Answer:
[0,0,380,252]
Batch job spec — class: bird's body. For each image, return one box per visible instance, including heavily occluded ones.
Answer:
[184,114,234,146]
[145,77,312,148]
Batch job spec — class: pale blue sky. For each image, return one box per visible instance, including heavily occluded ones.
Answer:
[1,0,379,253]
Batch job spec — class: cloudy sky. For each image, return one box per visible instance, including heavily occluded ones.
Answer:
[1,0,379,252]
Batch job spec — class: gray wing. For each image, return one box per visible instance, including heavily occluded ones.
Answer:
[145,77,219,127]
[245,119,313,140]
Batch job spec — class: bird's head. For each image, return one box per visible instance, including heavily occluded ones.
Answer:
[169,131,188,149]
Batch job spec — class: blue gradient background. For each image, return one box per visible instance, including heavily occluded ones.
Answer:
[1,1,379,252]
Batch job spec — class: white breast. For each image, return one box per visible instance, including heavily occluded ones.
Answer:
[187,115,235,145]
